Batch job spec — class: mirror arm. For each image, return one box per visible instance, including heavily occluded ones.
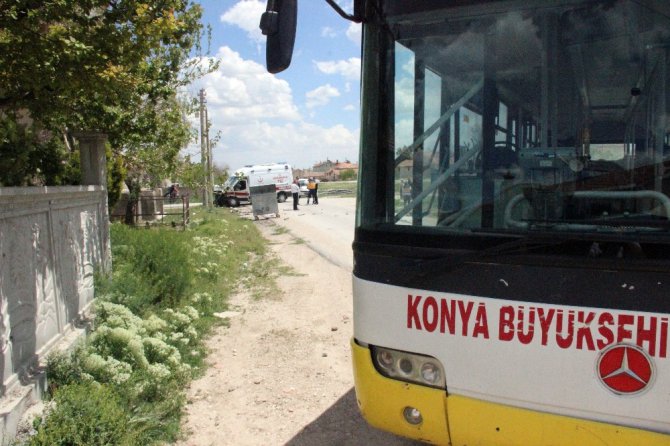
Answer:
[260,0,297,73]
[260,0,279,35]
[325,0,363,23]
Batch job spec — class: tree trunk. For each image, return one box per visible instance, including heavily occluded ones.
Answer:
[124,177,141,225]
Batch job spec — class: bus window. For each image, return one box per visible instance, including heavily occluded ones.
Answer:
[394,42,415,151]
[590,144,625,162]
[363,1,670,237]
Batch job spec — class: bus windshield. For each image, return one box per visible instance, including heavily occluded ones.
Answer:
[358,0,670,238]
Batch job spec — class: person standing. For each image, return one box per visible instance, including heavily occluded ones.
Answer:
[401,180,412,206]
[313,178,319,204]
[291,178,300,210]
[306,177,316,204]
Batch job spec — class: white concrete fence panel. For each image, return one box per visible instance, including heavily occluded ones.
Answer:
[0,186,109,396]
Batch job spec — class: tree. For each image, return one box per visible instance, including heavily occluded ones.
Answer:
[174,155,206,191]
[212,163,230,187]
[0,1,216,191]
[0,1,210,128]
[117,94,195,223]
[340,169,357,181]
[0,112,75,186]
[106,145,126,210]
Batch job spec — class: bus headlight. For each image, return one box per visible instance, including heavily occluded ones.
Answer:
[371,346,446,389]
[420,362,442,385]
[376,349,394,370]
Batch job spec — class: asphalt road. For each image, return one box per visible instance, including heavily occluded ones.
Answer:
[273,196,357,271]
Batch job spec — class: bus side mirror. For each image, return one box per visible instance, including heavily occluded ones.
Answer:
[260,0,297,74]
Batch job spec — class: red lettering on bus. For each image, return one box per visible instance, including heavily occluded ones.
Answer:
[516,306,535,345]
[596,312,615,350]
[458,301,474,337]
[440,299,456,334]
[405,294,668,359]
[637,316,657,356]
[617,314,634,343]
[556,310,575,349]
[499,306,515,341]
[661,318,669,359]
[537,308,555,346]
[407,295,422,330]
[576,311,595,351]
[423,296,438,332]
[473,303,490,339]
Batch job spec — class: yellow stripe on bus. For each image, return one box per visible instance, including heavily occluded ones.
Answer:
[351,340,670,446]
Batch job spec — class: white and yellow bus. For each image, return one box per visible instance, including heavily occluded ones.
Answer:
[264,1,670,444]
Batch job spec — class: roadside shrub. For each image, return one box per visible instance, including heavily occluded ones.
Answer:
[339,168,357,180]
[44,350,86,395]
[31,209,275,445]
[82,302,192,392]
[28,382,135,446]
[107,224,193,310]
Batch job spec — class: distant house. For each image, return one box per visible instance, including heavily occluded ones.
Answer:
[396,159,413,180]
[323,161,359,181]
[296,159,359,181]
[293,169,325,181]
[313,159,336,173]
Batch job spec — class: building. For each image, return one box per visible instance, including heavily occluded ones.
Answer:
[296,160,359,181]
[312,159,336,173]
[396,159,413,180]
[323,160,359,181]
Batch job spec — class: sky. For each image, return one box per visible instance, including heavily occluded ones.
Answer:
[185,1,362,172]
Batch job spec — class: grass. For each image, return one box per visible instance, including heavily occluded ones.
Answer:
[237,244,303,300]
[317,180,357,196]
[272,226,289,236]
[22,207,279,446]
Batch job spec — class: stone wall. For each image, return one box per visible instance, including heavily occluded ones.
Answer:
[0,186,110,436]
[110,189,165,223]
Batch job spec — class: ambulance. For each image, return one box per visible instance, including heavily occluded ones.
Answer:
[217,163,293,207]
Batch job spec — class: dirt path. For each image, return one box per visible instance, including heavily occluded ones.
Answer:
[176,204,417,446]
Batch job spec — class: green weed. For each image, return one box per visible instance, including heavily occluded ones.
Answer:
[27,208,276,445]
[27,382,136,446]
[272,226,289,236]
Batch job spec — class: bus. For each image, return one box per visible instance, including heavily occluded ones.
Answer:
[263,1,670,444]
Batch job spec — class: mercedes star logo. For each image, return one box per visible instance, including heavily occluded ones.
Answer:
[597,344,654,395]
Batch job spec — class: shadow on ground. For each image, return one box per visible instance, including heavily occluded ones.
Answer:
[284,388,423,446]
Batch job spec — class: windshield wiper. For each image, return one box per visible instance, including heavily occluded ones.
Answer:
[410,236,575,278]
[522,219,670,233]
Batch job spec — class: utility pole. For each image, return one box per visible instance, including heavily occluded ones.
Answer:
[199,89,211,208]
[205,106,214,209]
